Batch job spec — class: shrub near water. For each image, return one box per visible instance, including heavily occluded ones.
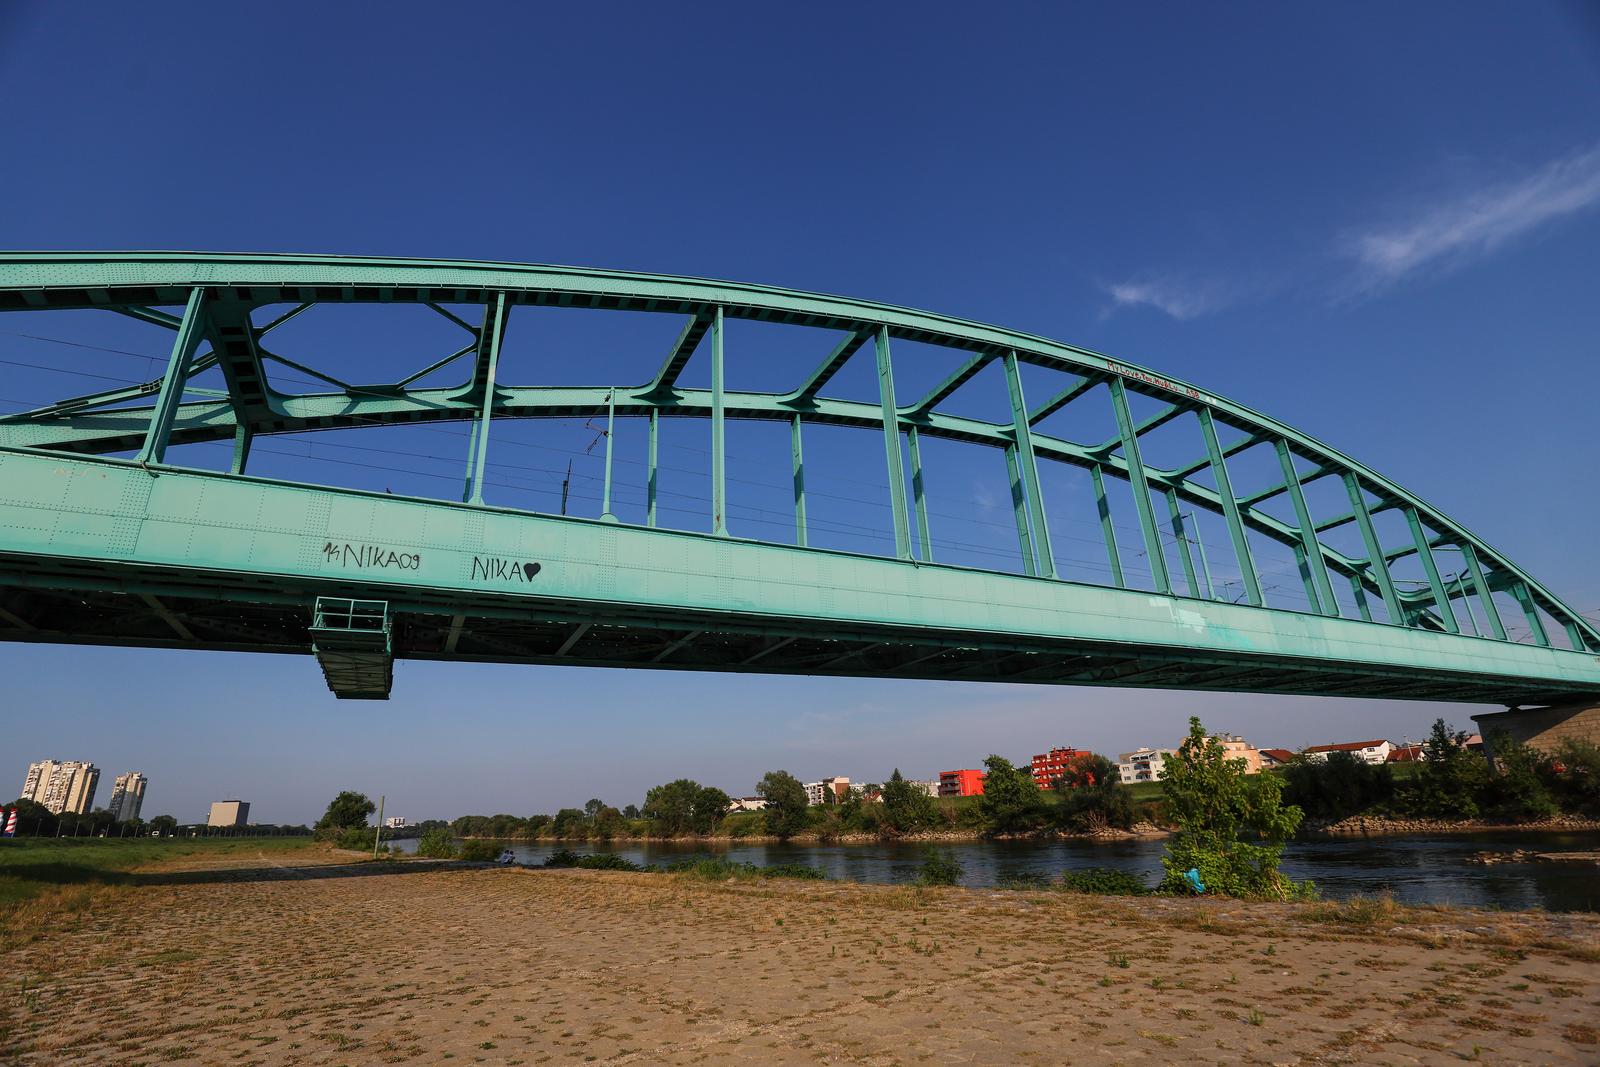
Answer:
[457,840,500,862]
[917,846,964,886]
[415,828,457,859]
[1059,867,1150,895]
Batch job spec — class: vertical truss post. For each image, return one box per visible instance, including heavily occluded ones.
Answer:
[462,293,507,505]
[1276,439,1338,616]
[1511,582,1550,647]
[1110,378,1171,593]
[1343,473,1402,624]
[1002,352,1055,578]
[1163,490,1200,597]
[874,327,912,560]
[1291,545,1321,614]
[1350,572,1376,620]
[137,287,207,464]
[1349,573,1373,622]
[600,388,617,522]
[1196,407,1255,604]
[1459,543,1506,640]
[711,306,727,536]
[790,412,807,547]
[646,407,659,528]
[1405,507,1457,633]
[907,424,932,561]
[1005,444,1037,577]
[1090,464,1124,588]
[229,424,252,475]
[1564,620,1585,651]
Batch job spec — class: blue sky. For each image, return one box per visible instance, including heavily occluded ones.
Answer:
[2,3,1599,824]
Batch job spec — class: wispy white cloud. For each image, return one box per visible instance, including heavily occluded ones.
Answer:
[1344,144,1600,290]
[1100,275,1231,321]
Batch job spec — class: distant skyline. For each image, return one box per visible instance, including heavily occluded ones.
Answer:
[2,3,1598,824]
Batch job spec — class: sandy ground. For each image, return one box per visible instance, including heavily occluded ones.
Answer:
[3,848,1599,1065]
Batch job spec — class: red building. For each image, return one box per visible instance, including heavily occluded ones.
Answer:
[938,769,985,797]
[1031,747,1093,789]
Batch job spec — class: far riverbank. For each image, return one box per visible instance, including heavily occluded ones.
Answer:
[395,828,1600,912]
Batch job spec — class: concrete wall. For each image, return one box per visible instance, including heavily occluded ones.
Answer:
[1472,703,1600,756]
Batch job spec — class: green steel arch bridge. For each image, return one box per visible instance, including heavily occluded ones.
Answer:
[1,252,1597,705]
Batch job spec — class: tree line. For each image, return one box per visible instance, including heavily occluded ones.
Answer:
[440,757,1149,844]
[1280,719,1600,824]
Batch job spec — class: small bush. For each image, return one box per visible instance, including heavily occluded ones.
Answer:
[457,840,500,862]
[1060,867,1150,895]
[333,826,374,851]
[543,849,644,871]
[917,846,964,886]
[415,828,456,859]
[760,863,827,881]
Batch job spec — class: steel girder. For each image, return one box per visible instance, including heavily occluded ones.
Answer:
[0,252,1595,701]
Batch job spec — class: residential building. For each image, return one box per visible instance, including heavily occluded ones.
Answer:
[938,769,984,797]
[906,779,940,798]
[1303,739,1393,765]
[803,777,850,806]
[21,760,100,815]
[727,796,767,813]
[1118,747,1175,784]
[1030,747,1092,789]
[109,772,148,821]
[1259,748,1297,768]
[384,816,408,829]
[1215,734,1263,774]
[208,800,250,828]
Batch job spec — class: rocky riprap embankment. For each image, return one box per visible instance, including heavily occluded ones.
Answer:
[1313,813,1600,836]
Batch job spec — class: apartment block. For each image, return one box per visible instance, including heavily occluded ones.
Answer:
[937,769,984,797]
[109,772,148,821]
[804,777,850,806]
[1030,747,1092,789]
[21,760,99,815]
[1303,739,1392,765]
[208,800,250,828]
[1117,748,1174,784]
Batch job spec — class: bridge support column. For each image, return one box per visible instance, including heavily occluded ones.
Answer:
[711,306,727,536]
[790,413,808,548]
[874,327,912,560]
[1472,703,1600,757]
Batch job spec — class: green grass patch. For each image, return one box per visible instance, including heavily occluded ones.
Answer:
[0,837,315,911]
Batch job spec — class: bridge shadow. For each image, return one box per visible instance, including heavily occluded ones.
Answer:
[0,858,482,892]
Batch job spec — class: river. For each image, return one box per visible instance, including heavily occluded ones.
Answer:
[392,831,1600,912]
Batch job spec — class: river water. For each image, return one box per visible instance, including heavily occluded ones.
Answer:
[393,831,1600,912]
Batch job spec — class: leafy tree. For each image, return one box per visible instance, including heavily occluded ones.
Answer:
[622,804,640,820]
[978,755,1045,835]
[1480,731,1558,819]
[550,807,588,838]
[879,769,937,836]
[314,791,375,839]
[591,805,625,840]
[1054,754,1135,831]
[642,778,728,837]
[756,770,809,840]
[1160,717,1311,899]
[1281,750,1395,821]
[584,798,605,818]
[1552,738,1600,814]
[1403,719,1489,818]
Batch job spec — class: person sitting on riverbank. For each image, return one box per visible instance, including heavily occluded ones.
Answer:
[496,849,515,866]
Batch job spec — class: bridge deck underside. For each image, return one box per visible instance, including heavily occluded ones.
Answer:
[0,558,1589,706]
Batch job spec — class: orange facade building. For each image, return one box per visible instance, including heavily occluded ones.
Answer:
[937,769,985,797]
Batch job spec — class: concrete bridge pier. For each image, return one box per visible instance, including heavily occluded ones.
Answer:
[1472,703,1600,756]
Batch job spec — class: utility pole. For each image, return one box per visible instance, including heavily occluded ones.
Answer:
[373,795,385,859]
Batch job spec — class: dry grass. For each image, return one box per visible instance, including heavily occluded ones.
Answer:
[1,849,1597,1064]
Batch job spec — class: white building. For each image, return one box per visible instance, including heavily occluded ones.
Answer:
[21,760,100,815]
[384,816,408,829]
[1117,748,1176,784]
[804,776,850,805]
[906,779,940,798]
[109,772,148,821]
[1303,740,1393,765]
[727,796,767,813]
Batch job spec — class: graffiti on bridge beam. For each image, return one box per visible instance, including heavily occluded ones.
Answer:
[322,542,422,571]
[470,557,543,583]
